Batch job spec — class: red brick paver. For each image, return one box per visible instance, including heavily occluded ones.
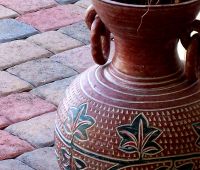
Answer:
[0,130,34,160]
[17,5,85,32]
[0,92,56,129]
[0,0,57,14]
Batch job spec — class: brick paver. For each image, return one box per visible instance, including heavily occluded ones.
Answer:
[7,58,77,87]
[0,92,56,129]
[75,0,91,9]
[0,130,34,160]
[0,40,51,70]
[59,21,90,45]
[27,31,83,54]
[0,19,38,43]
[17,5,85,32]
[31,76,76,105]
[0,159,34,170]
[0,71,32,97]
[51,45,95,73]
[0,5,18,19]
[0,0,57,14]
[51,42,115,73]
[17,147,60,170]
[6,112,56,148]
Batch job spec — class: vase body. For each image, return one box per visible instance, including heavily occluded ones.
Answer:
[55,0,200,169]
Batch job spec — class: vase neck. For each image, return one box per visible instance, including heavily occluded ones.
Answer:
[111,36,183,78]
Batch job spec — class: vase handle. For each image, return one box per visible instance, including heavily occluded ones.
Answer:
[85,5,110,65]
[181,20,200,82]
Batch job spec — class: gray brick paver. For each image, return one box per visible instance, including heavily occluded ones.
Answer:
[7,58,78,87]
[0,71,32,97]
[31,76,76,105]
[0,40,52,70]
[17,147,60,170]
[0,159,34,170]
[0,19,38,43]
[5,112,56,148]
[58,21,90,45]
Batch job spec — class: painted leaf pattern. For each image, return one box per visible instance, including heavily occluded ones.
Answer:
[64,103,95,141]
[60,148,71,170]
[192,122,200,147]
[60,147,87,170]
[117,113,162,158]
[74,158,87,170]
[117,126,138,153]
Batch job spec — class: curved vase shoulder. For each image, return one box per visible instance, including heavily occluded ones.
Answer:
[55,0,200,169]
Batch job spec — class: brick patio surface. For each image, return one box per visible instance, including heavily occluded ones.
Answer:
[0,0,199,169]
[0,0,94,169]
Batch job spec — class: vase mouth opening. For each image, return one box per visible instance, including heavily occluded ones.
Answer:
[98,0,199,8]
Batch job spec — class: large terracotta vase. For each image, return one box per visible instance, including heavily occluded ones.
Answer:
[55,0,200,169]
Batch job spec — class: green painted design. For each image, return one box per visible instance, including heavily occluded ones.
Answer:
[192,122,200,147]
[117,113,162,160]
[64,103,95,141]
[56,124,200,170]
[60,148,70,169]
[59,103,95,169]
[60,147,87,170]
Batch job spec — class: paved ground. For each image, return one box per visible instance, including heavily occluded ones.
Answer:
[0,0,93,169]
[0,0,199,169]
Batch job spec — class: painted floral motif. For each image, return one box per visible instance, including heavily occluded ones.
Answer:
[59,103,95,169]
[57,105,200,170]
[117,113,162,160]
[64,103,95,141]
[156,162,194,170]
[60,147,86,170]
[192,122,200,147]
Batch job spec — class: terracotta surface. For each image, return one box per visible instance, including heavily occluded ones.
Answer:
[55,0,200,169]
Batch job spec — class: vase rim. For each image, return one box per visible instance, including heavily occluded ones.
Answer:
[97,0,199,8]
